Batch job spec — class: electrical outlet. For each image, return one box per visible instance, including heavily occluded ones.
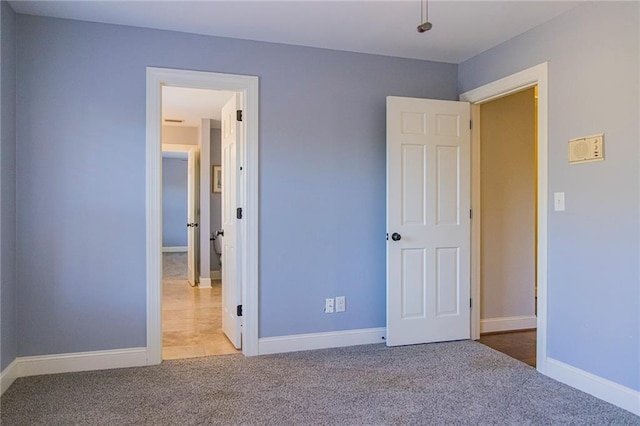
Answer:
[335,296,346,312]
[325,298,334,313]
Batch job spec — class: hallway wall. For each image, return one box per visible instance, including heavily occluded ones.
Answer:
[480,88,536,329]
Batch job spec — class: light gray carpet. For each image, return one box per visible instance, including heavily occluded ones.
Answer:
[2,341,638,425]
[163,252,187,279]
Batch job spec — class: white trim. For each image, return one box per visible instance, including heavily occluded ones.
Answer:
[210,270,221,280]
[258,328,386,355]
[480,315,537,334]
[0,359,19,395]
[461,71,539,104]
[162,143,198,154]
[1,348,148,395]
[460,62,549,374]
[469,103,481,340]
[162,246,187,253]
[146,68,163,366]
[162,151,188,159]
[147,67,259,361]
[198,277,212,288]
[199,119,211,282]
[18,348,147,378]
[546,358,640,416]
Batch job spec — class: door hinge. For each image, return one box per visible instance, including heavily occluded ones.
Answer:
[470,209,473,219]
[236,207,243,219]
[470,298,473,308]
[470,120,472,129]
[237,305,243,317]
[236,110,243,122]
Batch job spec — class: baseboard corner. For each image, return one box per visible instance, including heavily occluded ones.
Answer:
[199,277,212,288]
[1,359,19,395]
[546,357,640,416]
[162,246,187,253]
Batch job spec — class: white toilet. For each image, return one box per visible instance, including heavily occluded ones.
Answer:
[213,233,222,256]
[213,231,223,270]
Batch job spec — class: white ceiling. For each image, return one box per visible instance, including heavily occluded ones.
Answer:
[10,1,580,64]
[162,86,235,128]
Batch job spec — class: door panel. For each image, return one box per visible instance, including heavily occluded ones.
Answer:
[401,144,427,225]
[436,146,460,225]
[387,96,470,347]
[401,248,426,318]
[186,147,199,287]
[435,247,459,316]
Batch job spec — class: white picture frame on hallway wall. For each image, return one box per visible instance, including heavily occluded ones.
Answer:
[213,165,222,193]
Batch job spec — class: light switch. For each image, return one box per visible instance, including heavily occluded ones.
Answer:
[554,192,565,211]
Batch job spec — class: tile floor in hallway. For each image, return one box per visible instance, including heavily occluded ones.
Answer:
[162,253,238,359]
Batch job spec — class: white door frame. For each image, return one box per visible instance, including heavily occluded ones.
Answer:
[199,119,212,288]
[146,67,260,363]
[460,62,548,374]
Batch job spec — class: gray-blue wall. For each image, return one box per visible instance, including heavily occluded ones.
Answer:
[162,157,187,247]
[0,0,17,372]
[15,15,457,355]
[460,2,639,391]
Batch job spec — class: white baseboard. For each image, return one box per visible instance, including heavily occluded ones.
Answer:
[162,246,187,252]
[258,327,386,355]
[480,315,537,333]
[199,277,212,288]
[18,347,148,378]
[546,357,639,416]
[210,270,221,280]
[0,359,19,396]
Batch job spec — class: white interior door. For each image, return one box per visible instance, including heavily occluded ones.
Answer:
[186,146,200,286]
[221,93,242,348]
[386,96,471,346]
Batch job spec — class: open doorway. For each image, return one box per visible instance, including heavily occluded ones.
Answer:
[475,87,537,366]
[460,63,549,372]
[160,87,239,359]
[146,67,260,363]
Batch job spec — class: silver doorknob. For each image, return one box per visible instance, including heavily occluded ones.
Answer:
[391,233,401,241]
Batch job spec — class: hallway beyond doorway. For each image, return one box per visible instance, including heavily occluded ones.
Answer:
[162,253,238,359]
[479,330,536,367]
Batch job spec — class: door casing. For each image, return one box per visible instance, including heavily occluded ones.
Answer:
[460,62,548,374]
[146,67,260,363]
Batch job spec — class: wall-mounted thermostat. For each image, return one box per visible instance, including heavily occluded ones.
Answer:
[568,133,604,164]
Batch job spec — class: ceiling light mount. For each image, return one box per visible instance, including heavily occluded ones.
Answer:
[417,0,433,33]
[417,22,432,33]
